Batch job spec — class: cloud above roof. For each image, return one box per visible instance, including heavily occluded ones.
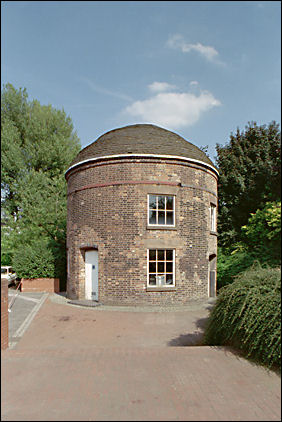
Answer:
[124,82,221,129]
[166,34,225,65]
[148,81,177,93]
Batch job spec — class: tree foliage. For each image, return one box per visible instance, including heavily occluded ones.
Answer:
[216,121,281,248]
[1,83,80,216]
[1,83,81,287]
[216,247,256,290]
[241,201,281,265]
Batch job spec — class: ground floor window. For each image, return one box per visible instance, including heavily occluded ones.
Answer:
[147,249,175,287]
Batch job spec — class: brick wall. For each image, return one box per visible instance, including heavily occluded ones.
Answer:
[1,278,8,350]
[66,157,218,305]
[20,278,60,293]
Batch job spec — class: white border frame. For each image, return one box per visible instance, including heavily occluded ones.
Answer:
[147,194,176,227]
[210,203,216,232]
[65,154,219,177]
[147,248,176,288]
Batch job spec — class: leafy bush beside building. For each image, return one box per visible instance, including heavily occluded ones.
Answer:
[204,264,281,370]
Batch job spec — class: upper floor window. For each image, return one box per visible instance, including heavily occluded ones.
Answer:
[210,203,216,232]
[148,194,175,226]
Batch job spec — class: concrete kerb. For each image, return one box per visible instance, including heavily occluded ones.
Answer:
[49,292,216,312]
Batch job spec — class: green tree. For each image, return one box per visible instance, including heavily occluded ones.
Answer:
[241,201,281,266]
[1,83,81,287]
[216,121,281,248]
[1,83,80,217]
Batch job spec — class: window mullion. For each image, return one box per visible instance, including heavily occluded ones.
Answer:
[173,196,175,226]
[164,196,167,225]
[156,196,159,225]
[156,249,159,286]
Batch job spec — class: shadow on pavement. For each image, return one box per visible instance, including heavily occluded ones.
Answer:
[167,316,209,346]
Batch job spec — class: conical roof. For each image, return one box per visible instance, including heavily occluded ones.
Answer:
[69,124,215,169]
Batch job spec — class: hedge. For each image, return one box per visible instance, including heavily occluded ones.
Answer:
[12,238,57,279]
[217,248,256,290]
[204,264,281,369]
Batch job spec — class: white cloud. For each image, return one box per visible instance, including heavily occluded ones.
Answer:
[148,81,177,93]
[189,80,199,87]
[124,84,221,129]
[167,34,224,65]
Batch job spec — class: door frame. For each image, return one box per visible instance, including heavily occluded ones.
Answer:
[208,254,217,298]
[84,247,99,301]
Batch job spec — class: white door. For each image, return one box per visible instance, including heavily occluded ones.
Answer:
[85,250,99,301]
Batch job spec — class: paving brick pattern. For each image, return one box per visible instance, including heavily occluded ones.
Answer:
[1,297,281,421]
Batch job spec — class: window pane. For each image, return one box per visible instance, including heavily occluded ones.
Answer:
[166,262,173,273]
[166,250,173,261]
[149,210,157,224]
[158,262,165,273]
[166,274,173,285]
[157,250,165,260]
[166,196,174,210]
[149,275,156,285]
[149,195,157,209]
[158,211,165,224]
[157,274,165,286]
[210,205,216,231]
[158,196,165,210]
[149,262,156,273]
[166,212,173,225]
[149,250,156,260]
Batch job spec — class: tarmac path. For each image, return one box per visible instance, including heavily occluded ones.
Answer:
[1,293,281,421]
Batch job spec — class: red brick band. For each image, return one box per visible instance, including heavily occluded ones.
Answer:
[68,180,180,196]
[68,180,217,198]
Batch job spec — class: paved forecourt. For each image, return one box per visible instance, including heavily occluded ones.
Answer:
[1,293,281,421]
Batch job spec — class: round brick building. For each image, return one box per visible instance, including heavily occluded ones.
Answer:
[65,124,218,305]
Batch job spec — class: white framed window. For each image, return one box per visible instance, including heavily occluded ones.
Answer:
[148,194,175,226]
[147,249,175,287]
[210,203,216,232]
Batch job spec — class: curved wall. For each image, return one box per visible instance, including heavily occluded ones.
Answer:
[66,157,217,305]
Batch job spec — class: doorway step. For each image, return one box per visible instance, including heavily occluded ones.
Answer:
[68,300,101,307]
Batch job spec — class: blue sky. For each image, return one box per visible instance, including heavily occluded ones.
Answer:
[1,1,281,163]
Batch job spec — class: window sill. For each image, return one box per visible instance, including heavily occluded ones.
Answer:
[210,231,218,236]
[147,225,177,231]
[146,286,176,292]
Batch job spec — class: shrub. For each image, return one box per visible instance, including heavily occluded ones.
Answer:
[1,223,14,266]
[217,248,256,290]
[204,264,281,369]
[12,238,57,279]
[1,251,12,266]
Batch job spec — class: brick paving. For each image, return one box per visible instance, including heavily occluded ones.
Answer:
[1,294,281,421]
